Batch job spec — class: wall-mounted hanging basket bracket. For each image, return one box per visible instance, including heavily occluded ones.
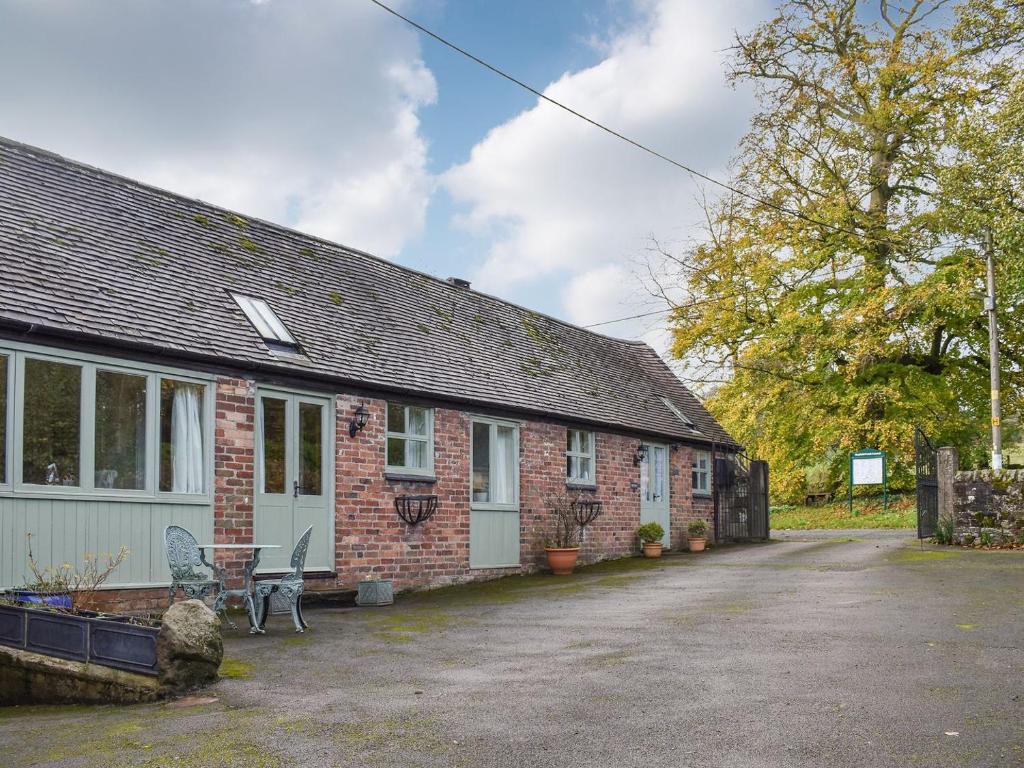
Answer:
[394,494,439,526]
[572,499,603,528]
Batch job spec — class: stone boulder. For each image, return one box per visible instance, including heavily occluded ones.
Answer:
[156,599,223,691]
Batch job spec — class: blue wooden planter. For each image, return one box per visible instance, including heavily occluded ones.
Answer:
[356,580,394,607]
[0,603,160,676]
[10,591,72,609]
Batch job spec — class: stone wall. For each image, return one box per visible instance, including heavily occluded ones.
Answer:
[952,469,1024,546]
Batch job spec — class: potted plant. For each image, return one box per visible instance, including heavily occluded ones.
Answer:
[637,522,665,558]
[544,491,583,575]
[687,519,709,552]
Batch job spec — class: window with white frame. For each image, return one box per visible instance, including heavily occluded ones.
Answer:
[692,449,711,496]
[1,346,210,496]
[566,429,595,485]
[386,403,433,475]
[471,418,518,507]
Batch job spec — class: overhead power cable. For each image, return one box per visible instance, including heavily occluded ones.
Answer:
[367,0,912,250]
[581,256,927,328]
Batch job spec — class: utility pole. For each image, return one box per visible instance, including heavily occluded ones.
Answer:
[984,228,1003,471]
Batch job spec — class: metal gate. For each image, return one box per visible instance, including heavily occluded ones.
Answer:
[915,427,938,539]
[714,452,770,542]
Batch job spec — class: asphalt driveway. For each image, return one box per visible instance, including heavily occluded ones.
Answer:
[3,531,1023,767]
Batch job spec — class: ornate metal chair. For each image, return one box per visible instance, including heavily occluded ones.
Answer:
[254,526,312,633]
[163,525,218,607]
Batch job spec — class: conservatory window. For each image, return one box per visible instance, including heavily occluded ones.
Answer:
[159,378,206,494]
[22,358,82,486]
[95,370,148,490]
[0,354,7,485]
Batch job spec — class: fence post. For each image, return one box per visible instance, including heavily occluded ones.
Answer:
[937,447,959,522]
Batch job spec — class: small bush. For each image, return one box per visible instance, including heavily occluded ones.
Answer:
[934,516,955,545]
[636,522,665,544]
[962,533,976,546]
[687,519,709,538]
[979,530,995,547]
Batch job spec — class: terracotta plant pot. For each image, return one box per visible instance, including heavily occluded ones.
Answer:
[545,547,580,575]
[642,542,663,558]
[688,537,707,553]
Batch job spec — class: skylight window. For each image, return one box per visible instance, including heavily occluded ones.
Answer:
[231,294,297,346]
[660,396,696,428]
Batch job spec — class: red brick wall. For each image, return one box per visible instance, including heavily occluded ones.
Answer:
[129,378,720,609]
[213,377,256,587]
[334,395,475,589]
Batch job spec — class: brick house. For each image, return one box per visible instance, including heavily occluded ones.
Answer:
[0,138,739,612]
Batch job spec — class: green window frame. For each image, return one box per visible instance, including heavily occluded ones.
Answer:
[692,449,711,496]
[566,429,596,486]
[385,403,434,476]
[470,416,520,511]
[1,343,213,501]
[0,352,10,489]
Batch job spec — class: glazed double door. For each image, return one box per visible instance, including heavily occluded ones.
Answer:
[254,390,332,573]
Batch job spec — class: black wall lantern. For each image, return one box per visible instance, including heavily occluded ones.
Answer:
[633,443,649,466]
[349,403,370,438]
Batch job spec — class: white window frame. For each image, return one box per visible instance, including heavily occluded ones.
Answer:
[384,403,434,477]
[566,428,596,487]
[0,341,214,503]
[469,416,520,511]
[692,449,711,497]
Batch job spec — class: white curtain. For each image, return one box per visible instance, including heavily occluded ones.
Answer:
[492,427,515,504]
[171,385,204,493]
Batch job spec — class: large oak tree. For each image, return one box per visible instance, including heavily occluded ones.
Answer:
[656,1,1024,501]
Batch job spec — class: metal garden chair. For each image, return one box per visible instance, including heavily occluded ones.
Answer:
[253,526,313,633]
[163,525,219,607]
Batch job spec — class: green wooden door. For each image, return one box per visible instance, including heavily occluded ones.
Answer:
[639,443,670,547]
[255,390,332,572]
[468,418,521,568]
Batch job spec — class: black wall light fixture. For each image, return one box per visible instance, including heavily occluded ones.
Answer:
[349,403,370,438]
[633,444,649,466]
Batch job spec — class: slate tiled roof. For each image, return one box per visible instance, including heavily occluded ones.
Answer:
[0,137,737,446]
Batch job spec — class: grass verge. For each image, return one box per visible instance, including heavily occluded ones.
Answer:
[771,493,916,530]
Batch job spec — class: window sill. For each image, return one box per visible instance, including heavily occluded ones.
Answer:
[0,487,213,505]
[693,492,712,499]
[565,481,597,490]
[384,472,437,484]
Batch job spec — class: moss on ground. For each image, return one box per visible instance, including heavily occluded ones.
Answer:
[888,546,961,564]
[219,657,255,679]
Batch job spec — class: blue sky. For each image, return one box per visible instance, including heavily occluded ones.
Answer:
[0,0,765,345]
[399,0,643,308]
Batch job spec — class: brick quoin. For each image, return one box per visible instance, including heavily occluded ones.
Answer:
[189,379,719,602]
[212,377,256,589]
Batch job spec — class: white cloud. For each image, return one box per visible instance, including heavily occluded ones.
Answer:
[444,0,767,341]
[0,0,435,257]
